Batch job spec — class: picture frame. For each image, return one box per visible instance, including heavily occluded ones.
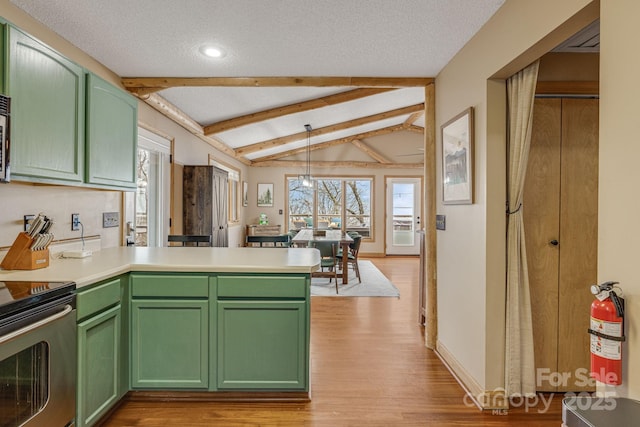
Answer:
[242,181,248,207]
[257,183,274,207]
[441,107,474,204]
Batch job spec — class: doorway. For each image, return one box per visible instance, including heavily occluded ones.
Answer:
[385,177,422,255]
[123,127,171,247]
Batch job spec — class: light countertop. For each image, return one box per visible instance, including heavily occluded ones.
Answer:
[0,246,321,288]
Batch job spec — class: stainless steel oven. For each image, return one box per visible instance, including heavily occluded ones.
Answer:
[0,281,76,427]
[0,94,9,183]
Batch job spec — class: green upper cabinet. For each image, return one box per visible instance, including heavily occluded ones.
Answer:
[85,73,137,189]
[6,26,85,183]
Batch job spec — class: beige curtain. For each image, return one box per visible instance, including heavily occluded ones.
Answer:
[505,60,539,397]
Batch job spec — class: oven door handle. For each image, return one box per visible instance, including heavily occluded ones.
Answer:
[0,304,73,345]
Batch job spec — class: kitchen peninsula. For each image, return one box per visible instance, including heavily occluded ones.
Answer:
[0,246,320,427]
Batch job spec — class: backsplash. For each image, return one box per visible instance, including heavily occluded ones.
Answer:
[0,181,121,249]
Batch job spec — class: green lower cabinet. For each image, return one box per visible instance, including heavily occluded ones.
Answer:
[131,299,208,389]
[77,305,121,427]
[217,300,307,390]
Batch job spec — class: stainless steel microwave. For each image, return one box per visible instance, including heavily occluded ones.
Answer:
[0,94,10,183]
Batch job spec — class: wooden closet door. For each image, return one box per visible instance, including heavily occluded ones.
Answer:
[525,97,599,392]
[557,98,599,392]
[524,98,562,391]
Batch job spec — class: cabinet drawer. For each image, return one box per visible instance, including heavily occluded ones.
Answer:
[131,274,209,298]
[76,278,121,320]
[217,275,307,299]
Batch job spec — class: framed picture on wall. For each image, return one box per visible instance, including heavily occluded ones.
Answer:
[441,107,474,204]
[257,183,274,207]
[242,181,248,207]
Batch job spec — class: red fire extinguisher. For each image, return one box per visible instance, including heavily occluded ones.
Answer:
[588,281,625,386]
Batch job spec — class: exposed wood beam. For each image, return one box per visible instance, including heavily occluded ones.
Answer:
[236,103,424,156]
[128,87,165,97]
[424,82,437,350]
[350,139,392,164]
[535,81,598,95]
[251,160,423,169]
[122,77,435,92]
[404,111,424,126]
[143,93,203,136]
[139,93,248,164]
[203,88,395,135]
[251,124,406,162]
[406,125,425,134]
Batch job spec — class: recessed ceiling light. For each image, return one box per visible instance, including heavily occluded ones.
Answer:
[200,45,226,58]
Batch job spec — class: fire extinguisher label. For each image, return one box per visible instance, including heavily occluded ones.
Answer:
[590,318,622,360]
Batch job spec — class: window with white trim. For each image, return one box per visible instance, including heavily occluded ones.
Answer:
[287,176,373,238]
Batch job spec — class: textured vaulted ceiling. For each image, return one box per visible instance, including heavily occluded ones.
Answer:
[9,0,506,166]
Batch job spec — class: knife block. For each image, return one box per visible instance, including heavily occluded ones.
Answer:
[1,232,50,270]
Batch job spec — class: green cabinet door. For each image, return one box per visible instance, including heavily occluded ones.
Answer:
[7,26,85,183]
[217,300,307,390]
[77,305,121,427]
[131,299,209,389]
[85,73,137,189]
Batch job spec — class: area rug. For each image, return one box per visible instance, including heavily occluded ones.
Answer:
[311,260,400,297]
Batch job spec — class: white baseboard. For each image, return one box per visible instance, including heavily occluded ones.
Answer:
[435,340,508,410]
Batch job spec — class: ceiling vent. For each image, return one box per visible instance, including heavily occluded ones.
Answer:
[552,19,600,53]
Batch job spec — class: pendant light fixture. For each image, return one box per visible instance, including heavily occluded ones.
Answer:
[299,124,314,187]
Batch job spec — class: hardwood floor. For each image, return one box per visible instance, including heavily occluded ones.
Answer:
[103,257,563,426]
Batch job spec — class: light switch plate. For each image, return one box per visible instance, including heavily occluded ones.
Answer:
[103,212,120,228]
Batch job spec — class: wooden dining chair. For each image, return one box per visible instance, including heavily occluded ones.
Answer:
[167,234,212,247]
[336,233,362,283]
[309,240,339,293]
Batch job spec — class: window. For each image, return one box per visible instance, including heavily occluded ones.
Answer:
[345,179,372,237]
[287,176,373,238]
[209,156,241,223]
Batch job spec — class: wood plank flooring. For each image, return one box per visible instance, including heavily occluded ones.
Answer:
[103,257,563,426]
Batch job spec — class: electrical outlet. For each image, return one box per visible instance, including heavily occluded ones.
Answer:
[103,212,120,228]
[71,213,80,231]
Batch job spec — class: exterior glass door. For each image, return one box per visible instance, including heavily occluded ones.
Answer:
[124,127,170,247]
[386,177,422,255]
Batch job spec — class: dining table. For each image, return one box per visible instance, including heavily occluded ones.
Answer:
[292,229,354,284]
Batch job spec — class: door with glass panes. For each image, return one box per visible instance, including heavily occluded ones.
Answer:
[123,127,171,247]
[385,177,422,255]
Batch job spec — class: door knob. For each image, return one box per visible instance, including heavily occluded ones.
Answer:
[549,239,559,246]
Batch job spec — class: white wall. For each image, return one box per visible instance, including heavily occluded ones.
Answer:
[0,183,121,248]
[435,0,597,396]
[599,0,640,399]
